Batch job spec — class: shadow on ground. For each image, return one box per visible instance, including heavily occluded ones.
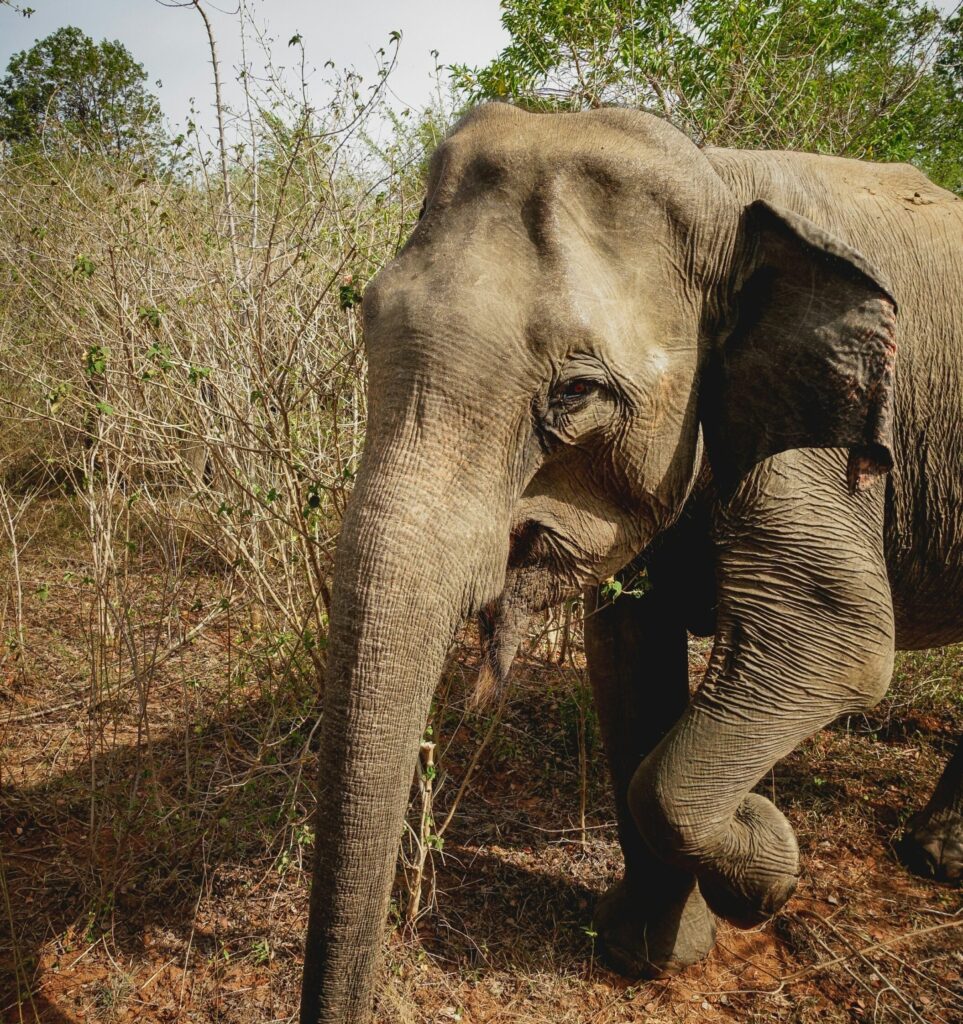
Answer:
[3,648,962,1023]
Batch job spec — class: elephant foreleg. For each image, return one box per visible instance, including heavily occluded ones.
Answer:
[584,578,716,976]
[629,450,896,928]
[899,732,963,882]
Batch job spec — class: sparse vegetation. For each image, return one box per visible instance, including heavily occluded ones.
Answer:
[1,3,961,1023]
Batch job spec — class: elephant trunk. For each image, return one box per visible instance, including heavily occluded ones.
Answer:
[299,450,503,1024]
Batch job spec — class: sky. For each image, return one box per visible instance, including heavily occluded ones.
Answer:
[0,0,510,135]
[2,0,960,140]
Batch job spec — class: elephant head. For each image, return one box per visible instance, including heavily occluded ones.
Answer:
[299,104,896,1024]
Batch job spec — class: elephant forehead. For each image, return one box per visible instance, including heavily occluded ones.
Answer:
[363,112,728,374]
[366,193,686,371]
[429,148,700,258]
[426,107,733,249]
[365,248,671,384]
[434,104,702,194]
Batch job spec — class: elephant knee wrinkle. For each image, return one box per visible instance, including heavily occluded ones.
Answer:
[627,765,725,867]
[856,645,895,709]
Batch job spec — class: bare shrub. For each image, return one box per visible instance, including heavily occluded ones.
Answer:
[0,15,447,1012]
[0,28,429,686]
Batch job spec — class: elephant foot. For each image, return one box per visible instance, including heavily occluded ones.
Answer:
[695,793,800,928]
[593,877,716,978]
[897,809,963,882]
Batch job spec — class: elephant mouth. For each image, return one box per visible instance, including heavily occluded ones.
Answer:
[474,520,578,704]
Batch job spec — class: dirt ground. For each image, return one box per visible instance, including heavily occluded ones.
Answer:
[1,526,961,1024]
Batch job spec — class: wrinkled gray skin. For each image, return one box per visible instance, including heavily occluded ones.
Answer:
[300,104,963,1024]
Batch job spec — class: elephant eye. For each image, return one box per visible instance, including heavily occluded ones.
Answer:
[557,378,599,405]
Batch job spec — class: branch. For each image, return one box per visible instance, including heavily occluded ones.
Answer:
[191,0,244,285]
[0,598,246,726]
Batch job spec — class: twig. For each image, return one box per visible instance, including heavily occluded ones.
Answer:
[436,688,510,840]
[702,917,963,997]
[191,0,243,285]
[0,598,245,725]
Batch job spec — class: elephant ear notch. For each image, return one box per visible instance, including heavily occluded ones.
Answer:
[702,199,898,497]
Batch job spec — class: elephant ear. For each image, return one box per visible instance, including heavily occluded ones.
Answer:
[701,199,898,498]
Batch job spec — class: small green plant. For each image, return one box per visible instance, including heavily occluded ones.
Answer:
[137,305,163,329]
[582,923,598,976]
[72,254,96,278]
[250,938,271,965]
[45,382,70,412]
[295,824,315,848]
[600,568,650,602]
[339,275,363,309]
[144,341,173,374]
[85,344,108,376]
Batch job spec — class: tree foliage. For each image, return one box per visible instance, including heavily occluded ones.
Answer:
[0,26,163,156]
[452,0,963,192]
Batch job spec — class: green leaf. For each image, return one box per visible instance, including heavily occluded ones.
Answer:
[339,279,363,310]
[46,382,70,412]
[624,569,652,599]
[137,305,163,329]
[85,345,107,376]
[72,254,95,278]
[146,341,172,370]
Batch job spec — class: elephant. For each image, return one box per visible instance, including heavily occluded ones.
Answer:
[299,102,963,1024]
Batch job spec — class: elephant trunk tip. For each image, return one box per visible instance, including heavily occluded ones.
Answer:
[472,604,499,707]
[630,772,801,929]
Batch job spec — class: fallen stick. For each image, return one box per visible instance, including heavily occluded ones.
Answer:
[708,915,963,998]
